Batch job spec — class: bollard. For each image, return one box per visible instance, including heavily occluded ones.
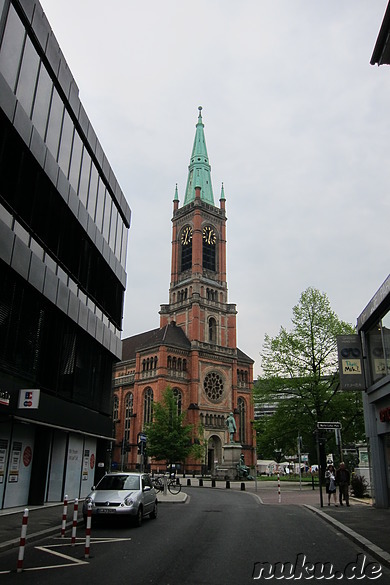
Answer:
[312,475,315,490]
[199,478,203,487]
[17,508,29,573]
[187,478,191,486]
[241,482,245,491]
[226,480,230,489]
[278,474,281,503]
[71,498,78,546]
[84,503,92,559]
[60,494,68,537]
[212,479,216,487]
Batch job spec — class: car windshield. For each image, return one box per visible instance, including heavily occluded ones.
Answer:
[96,475,140,491]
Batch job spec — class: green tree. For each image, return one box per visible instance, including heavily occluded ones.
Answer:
[145,387,194,467]
[254,287,364,464]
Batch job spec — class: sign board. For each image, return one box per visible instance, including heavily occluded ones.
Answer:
[337,335,366,391]
[317,422,342,430]
[18,389,40,409]
[138,433,147,443]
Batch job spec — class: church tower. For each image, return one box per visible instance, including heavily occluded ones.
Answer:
[160,106,237,350]
[113,107,255,474]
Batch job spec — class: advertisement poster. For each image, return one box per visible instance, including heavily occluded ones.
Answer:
[9,441,22,483]
[83,449,90,481]
[0,439,8,484]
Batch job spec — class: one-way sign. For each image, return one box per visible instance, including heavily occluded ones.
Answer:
[317,422,341,430]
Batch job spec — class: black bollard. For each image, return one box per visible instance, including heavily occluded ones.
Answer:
[199,478,203,487]
[187,478,191,486]
[241,482,245,491]
[212,479,216,487]
[312,475,315,490]
[226,480,230,489]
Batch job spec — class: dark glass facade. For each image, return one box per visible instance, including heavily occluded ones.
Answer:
[0,0,131,508]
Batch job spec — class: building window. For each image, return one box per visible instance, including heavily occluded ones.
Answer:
[209,317,217,343]
[238,397,246,445]
[202,225,216,272]
[203,372,224,403]
[143,387,153,426]
[173,388,183,416]
[112,395,119,421]
[181,226,192,272]
[124,392,133,441]
[367,312,390,384]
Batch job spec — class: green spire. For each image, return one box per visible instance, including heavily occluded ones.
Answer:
[183,106,214,206]
[174,183,179,201]
[220,182,225,200]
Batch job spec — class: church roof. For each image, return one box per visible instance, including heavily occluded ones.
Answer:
[237,348,255,364]
[121,322,191,361]
[183,106,214,206]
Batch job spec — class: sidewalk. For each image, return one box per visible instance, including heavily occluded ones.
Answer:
[0,479,389,571]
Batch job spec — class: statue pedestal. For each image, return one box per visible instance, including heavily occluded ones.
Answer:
[213,443,242,481]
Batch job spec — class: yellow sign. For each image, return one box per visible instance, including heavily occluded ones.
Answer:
[342,359,362,375]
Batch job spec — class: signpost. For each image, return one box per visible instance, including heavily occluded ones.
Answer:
[316,422,343,507]
[317,422,341,430]
[137,433,147,472]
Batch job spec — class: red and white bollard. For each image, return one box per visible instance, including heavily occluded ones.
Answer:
[71,498,78,546]
[278,473,281,503]
[60,494,68,537]
[17,508,29,573]
[84,503,92,559]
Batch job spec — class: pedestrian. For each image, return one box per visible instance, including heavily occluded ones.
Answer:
[335,462,350,507]
[325,464,337,506]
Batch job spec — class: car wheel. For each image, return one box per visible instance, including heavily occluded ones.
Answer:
[149,501,158,519]
[133,506,143,527]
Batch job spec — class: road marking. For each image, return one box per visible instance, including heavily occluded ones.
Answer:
[0,536,133,574]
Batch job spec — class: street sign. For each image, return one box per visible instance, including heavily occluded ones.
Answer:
[138,432,147,443]
[317,422,341,430]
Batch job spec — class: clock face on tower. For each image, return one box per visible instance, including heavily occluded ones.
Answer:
[181,226,193,245]
[202,226,216,245]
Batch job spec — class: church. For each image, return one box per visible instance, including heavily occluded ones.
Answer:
[112,107,255,474]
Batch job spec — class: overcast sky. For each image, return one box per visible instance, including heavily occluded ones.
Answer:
[42,0,390,376]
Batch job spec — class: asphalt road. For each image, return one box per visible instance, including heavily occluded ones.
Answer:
[0,487,389,584]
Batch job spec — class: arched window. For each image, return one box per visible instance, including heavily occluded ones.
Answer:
[112,395,119,421]
[173,388,182,416]
[209,317,217,343]
[238,397,246,445]
[202,225,216,271]
[181,226,192,272]
[124,392,133,440]
[167,356,172,369]
[144,388,153,426]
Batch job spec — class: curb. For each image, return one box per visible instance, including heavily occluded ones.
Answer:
[304,505,390,570]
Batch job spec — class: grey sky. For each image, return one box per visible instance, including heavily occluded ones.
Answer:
[42,0,390,376]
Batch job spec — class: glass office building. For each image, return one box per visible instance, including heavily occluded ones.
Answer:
[0,0,131,508]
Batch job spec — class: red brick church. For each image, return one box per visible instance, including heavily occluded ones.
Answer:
[112,107,255,474]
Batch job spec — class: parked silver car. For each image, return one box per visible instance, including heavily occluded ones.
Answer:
[82,472,158,526]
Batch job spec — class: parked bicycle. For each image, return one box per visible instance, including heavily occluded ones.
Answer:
[152,474,181,495]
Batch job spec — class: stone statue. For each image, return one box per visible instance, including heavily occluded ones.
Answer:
[226,412,236,444]
[237,453,254,480]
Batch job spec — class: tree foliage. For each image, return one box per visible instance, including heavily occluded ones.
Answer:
[254,287,364,463]
[145,386,194,465]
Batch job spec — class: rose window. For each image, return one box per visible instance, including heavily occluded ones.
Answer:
[204,372,224,402]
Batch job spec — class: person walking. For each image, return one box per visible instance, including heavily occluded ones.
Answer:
[335,462,350,506]
[325,464,337,506]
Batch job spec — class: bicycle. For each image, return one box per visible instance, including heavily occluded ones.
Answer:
[152,474,181,495]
